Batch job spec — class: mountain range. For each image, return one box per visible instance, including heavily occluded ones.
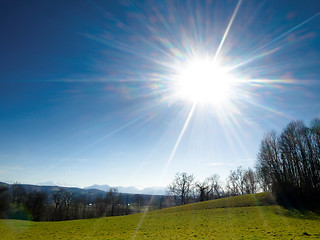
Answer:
[85,184,166,195]
[0,182,165,207]
[1,181,166,197]
[35,181,166,195]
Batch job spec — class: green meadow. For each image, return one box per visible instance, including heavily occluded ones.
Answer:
[1,193,320,239]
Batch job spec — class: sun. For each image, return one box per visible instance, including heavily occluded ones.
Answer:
[173,56,235,105]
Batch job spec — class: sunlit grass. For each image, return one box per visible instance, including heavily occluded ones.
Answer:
[1,193,320,239]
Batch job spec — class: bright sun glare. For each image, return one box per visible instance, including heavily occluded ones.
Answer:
[174,57,235,105]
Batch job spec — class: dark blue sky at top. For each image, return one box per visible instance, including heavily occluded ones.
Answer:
[1,1,127,80]
[1,0,319,81]
[1,0,320,187]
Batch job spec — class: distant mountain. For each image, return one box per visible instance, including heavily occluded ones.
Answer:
[36,181,58,186]
[0,181,166,203]
[37,181,83,188]
[140,187,166,195]
[86,184,111,192]
[0,182,107,203]
[0,182,166,205]
[86,184,165,195]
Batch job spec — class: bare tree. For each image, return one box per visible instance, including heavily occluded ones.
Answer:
[195,181,209,202]
[195,174,223,202]
[226,167,246,196]
[63,191,74,219]
[134,194,144,212]
[52,189,74,220]
[226,167,258,196]
[167,172,195,205]
[25,190,47,221]
[94,195,105,217]
[105,188,121,216]
[256,119,320,208]
[0,186,9,218]
[206,174,223,199]
[243,168,258,194]
[11,183,26,204]
[53,190,63,210]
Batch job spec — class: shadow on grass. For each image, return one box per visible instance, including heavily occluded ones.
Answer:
[273,207,320,220]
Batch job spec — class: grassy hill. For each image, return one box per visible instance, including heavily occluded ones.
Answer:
[1,193,320,239]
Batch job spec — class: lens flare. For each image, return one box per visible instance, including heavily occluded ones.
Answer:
[173,57,235,105]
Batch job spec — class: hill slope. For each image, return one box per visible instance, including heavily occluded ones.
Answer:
[1,193,320,239]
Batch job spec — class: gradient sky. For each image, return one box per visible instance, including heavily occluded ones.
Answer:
[1,0,320,188]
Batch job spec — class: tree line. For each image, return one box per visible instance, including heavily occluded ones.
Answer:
[256,118,320,209]
[166,166,260,206]
[166,118,320,209]
[0,184,169,221]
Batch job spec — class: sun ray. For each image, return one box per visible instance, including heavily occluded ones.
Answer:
[214,0,242,62]
[228,47,281,71]
[250,11,320,55]
[243,97,294,120]
[131,103,196,239]
[161,103,196,178]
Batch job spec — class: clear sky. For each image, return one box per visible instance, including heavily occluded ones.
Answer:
[1,0,320,189]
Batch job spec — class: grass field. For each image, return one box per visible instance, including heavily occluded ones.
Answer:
[1,193,320,239]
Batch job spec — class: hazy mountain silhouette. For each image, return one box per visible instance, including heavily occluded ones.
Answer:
[85,184,165,195]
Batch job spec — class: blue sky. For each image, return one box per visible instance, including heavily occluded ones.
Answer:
[1,0,320,188]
